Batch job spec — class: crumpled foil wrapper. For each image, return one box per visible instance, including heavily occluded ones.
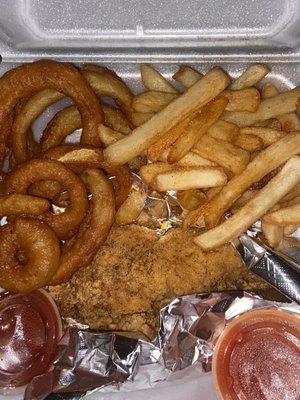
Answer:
[25,292,300,400]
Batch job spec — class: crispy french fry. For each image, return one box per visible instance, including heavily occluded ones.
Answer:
[280,183,300,203]
[168,97,228,163]
[230,64,270,90]
[115,189,147,225]
[172,66,202,88]
[222,88,260,112]
[139,162,173,186]
[263,202,300,225]
[98,124,125,146]
[102,104,132,135]
[261,83,300,132]
[155,166,227,191]
[231,189,259,209]
[278,112,300,133]
[239,127,284,146]
[207,120,239,143]
[147,115,191,161]
[261,220,283,248]
[104,67,231,166]
[131,111,155,127]
[252,118,282,131]
[132,91,177,113]
[141,64,178,94]
[234,133,264,152]
[193,135,250,175]
[261,83,279,99]
[177,151,217,167]
[284,225,299,236]
[200,132,300,228]
[177,189,207,210]
[222,87,300,127]
[194,156,300,250]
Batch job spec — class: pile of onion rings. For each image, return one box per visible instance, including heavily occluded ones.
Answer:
[0,60,135,292]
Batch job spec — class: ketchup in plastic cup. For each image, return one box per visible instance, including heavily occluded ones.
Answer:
[212,308,300,400]
[0,289,62,394]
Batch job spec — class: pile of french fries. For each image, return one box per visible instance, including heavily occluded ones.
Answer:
[102,63,300,251]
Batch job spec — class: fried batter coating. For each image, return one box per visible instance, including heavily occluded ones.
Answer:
[49,225,266,338]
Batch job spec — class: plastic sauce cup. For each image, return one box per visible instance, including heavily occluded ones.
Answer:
[212,308,300,400]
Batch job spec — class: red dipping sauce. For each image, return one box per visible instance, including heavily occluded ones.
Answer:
[0,289,62,391]
[212,308,300,400]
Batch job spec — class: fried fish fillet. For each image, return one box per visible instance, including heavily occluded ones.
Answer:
[49,224,267,338]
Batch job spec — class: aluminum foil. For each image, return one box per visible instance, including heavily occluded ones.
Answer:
[24,292,300,400]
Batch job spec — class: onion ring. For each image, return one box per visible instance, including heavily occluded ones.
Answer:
[3,159,89,239]
[41,144,132,206]
[28,180,64,201]
[0,193,50,216]
[0,60,103,160]
[12,89,64,164]
[0,217,60,292]
[41,104,131,152]
[49,168,115,284]
[41,105,82,151]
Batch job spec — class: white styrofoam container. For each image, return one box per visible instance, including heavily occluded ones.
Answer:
[0,1,299,399]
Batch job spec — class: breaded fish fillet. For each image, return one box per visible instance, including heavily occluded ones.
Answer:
[49,225,266,338]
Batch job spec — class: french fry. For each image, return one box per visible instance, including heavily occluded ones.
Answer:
[200,132,300,228]
[98,124,125,146]
[222,87,300,127]
[193,135,250,175]
[81,68,134,121]
[263,202,300,226]
[284,225,299,236]
[261,83,279,99]
[132,91,177,113]
[147,115,191,161]
[261,83,300,132]
[261,220,283,248]
[172,66,202,88]
[222,88,260,112]
[231,189,259,209]
[115,189,147,225]
[207,120,239,143]
[194,156,300,250]
[131,111,155,127]
[234,133,264,152]
[278,112,300,132]
[252,118,282,131]
[177,189,207,210]
[177,151,217,167]
[139,162,173,186]
[104,67,231,166]
[140,64,178,94]
[167,96,228,163]
[155,166,227,191]
[102,104,132,135]
[230,64,270,90]
[239,127,284,146]
[279,183,300,203]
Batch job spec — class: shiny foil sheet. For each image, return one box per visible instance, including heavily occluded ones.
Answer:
[24,292,300,400]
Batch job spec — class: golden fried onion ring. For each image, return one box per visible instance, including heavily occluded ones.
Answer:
[3,159,89,239]
[41,144,132,207]
[0,217,60,292]
[0,60,103,168]
[12,89,64,163]
[49,168,115,284]
[0,194,50,216]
